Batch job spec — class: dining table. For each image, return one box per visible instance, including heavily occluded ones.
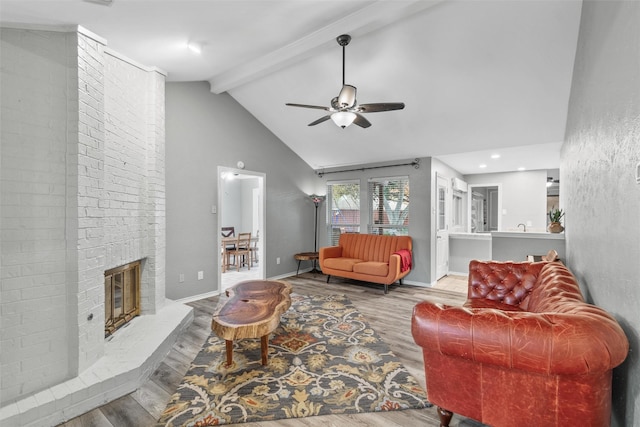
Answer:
[221,235,259,273]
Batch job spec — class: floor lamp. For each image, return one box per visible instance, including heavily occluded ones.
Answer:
[309,194,325,273]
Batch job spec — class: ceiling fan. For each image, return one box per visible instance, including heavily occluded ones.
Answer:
[286,34,405,129]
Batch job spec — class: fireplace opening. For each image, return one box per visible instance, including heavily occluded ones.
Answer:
[105,260,141,337]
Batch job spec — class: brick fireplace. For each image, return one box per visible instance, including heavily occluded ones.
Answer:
[0,25,193,426]
[105,260,142,337]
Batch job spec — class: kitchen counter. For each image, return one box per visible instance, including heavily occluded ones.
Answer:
[449,232,492,240]
[448,232,492,274]
[491,231,565,261]
[491,231,565,239]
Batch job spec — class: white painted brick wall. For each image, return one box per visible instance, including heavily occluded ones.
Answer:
[75,30,107,374]
[1,28,74,404]
[1,26,166,408]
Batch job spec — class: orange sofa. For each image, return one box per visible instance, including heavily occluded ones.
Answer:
[319,233,412,294]
[411,260,629,426]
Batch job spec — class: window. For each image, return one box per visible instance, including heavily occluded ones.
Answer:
[327,181,360,245]
[368,176,409,235]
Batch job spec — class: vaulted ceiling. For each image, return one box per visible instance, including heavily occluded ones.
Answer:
[1,0,583,174]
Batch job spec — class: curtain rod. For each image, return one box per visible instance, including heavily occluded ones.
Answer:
[316,159,420,178]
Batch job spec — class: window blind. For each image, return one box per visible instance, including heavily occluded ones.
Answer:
[367,176,409,235]
[327,180,360,245]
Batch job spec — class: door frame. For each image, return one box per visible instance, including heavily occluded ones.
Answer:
[435,174,450,280]
[217,166,266,291]
[467,183,502,233]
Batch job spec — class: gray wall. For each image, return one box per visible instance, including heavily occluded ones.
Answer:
[318,158,434,285]
[221,177,259,234]
[563,2,640,426]
[465,170,548,231]
[165,82,321,300]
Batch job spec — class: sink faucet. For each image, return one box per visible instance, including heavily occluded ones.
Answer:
[517,223,527,232]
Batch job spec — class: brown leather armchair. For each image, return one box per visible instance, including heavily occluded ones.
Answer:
[412,260,628,426]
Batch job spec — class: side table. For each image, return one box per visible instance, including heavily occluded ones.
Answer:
[294,252,320,275]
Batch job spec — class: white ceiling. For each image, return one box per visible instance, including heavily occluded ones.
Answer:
[0,0,583,175]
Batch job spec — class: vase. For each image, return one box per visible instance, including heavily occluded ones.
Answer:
[548,222,564,233]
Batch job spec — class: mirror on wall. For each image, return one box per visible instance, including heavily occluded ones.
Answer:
[468,184,501,233]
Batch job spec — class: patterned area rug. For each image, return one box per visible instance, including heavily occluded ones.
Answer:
[157,293,430,426]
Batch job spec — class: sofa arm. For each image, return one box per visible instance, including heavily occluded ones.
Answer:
[319,245,342,261]
[411,301,628,376]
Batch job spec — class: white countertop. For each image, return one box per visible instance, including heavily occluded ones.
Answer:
[491,231,565,240]
[449,232,492,240]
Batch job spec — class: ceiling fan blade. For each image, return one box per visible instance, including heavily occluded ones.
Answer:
[308,115,331,126]
[358,102,405,113]
[353,113,371,128]
[337,85,357,108]
[286,103,330,111]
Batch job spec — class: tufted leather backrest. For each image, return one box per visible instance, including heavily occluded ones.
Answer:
[468,260,587,312]
[526,262,585,312]
[338,233,412,262]
[468,260,546,309]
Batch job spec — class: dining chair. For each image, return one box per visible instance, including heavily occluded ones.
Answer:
[250,229,259,266]
[230,232,252,271]
[221,227,236,271]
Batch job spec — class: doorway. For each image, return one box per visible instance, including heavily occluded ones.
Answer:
[435,174,449,280]
[468,184,501,233]
[218,166,265,291]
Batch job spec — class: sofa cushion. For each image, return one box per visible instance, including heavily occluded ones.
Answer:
[353,261,389,277]
[323,257,363,272]
[339,233,412,262]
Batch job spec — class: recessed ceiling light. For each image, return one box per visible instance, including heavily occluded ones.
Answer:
[518,167,526,171]
[490,154,500,159]
[479,164,487,168]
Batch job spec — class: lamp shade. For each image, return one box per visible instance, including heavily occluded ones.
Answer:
[331,111,356,128]
[309,194,326,206]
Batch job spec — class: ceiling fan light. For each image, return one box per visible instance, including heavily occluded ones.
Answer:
[331,111,356,129]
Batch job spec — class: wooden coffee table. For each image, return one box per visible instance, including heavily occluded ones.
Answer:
[211,280,292,366]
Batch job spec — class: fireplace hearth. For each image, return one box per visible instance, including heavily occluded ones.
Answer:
[105,260,141,337]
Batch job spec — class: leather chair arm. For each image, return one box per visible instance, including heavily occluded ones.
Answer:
[411,301,628,375]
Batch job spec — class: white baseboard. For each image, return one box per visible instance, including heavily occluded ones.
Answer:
[446,271,469,277]
[175,290,221,304]
[402,280,433,288]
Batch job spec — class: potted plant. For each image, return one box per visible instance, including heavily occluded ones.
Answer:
[548,207,565,233]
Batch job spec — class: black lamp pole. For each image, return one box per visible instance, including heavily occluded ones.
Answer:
[309,195,325,273]
[314,201,319,253]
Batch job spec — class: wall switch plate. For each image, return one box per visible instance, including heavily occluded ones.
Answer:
[198,271,204,280]
[179,273,184,283]
[636,162,640,184]
[276,257,281,265]
[211,205,217,214]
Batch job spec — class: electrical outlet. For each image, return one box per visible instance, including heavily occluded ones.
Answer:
[198,271,204,280]
[276,257,281,265]
[179,273,184,283]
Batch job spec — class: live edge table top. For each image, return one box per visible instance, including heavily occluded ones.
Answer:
[211,280,292,365]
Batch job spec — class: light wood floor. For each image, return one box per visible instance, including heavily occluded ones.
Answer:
[58,273,472,427]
